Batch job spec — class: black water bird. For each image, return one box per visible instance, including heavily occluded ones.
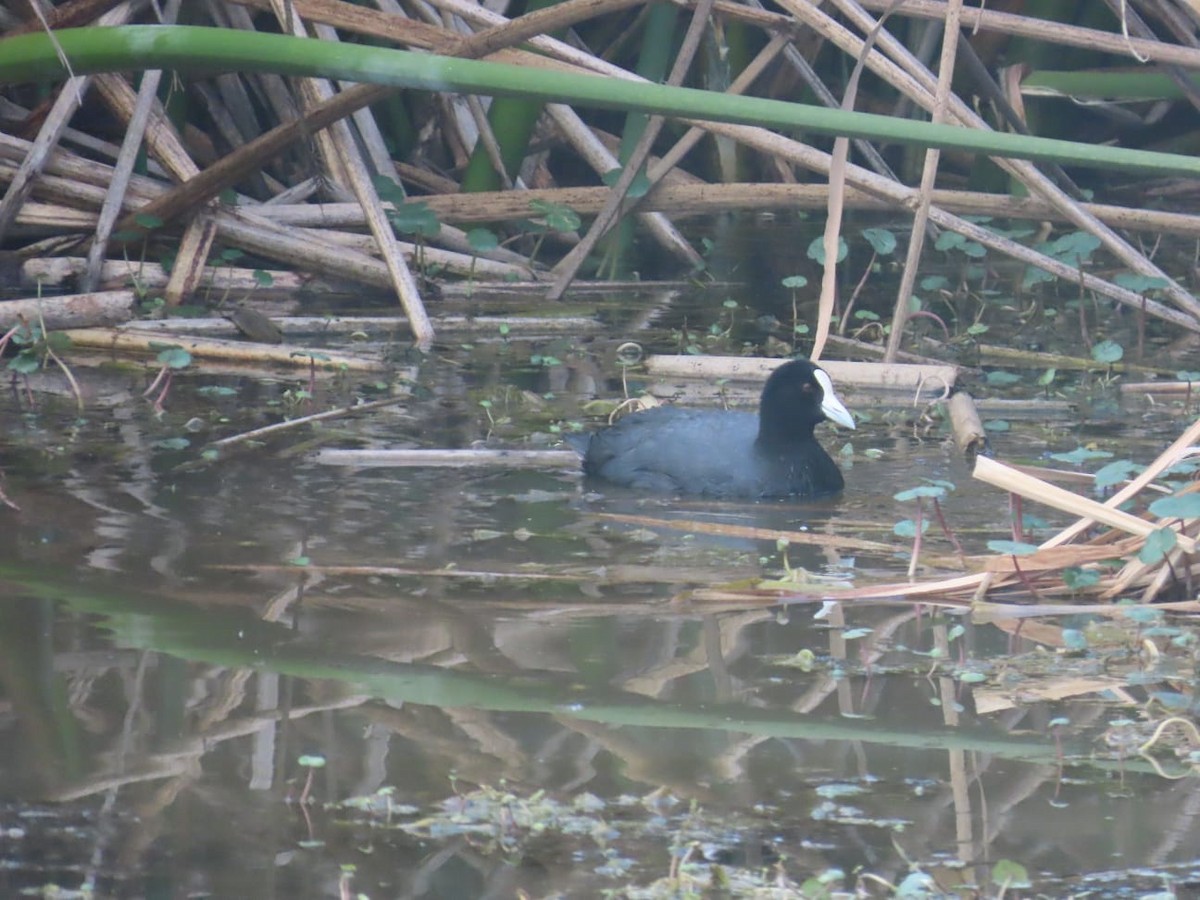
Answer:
[569,359,854,499]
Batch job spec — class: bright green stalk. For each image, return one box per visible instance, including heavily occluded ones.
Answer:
[601,3,681,276]
[1,25,1199,177]
[461,0,562,193]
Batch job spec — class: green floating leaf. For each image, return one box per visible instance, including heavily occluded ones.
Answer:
[372,173,405,205]
[1091,339,1124,364]
[983,419,1010,432]
[390,200,441,237]
[1022,265,1055,289]
[467,227,499,252]
[1114,272,1169,293]
[44,332,73,352]
[805,235,849,264]
[861,227,897,255]
[253,268,274,287]
[601,167,652,197]
[893,519,930,538]
[894,485,946,502]
[1139,527,1178,564]
[8,353,39,374]
[1045,230,1100,266]
[1062,629,1089,651]
[987,540,1039,556]
[1062,566,1101,590]
[529,199,581,233]
[1176,370,1200,383]
[1092,459,1138,491]
[897,872,938,895]
[781,274,808,289]
[919,274,949,291]
[1048,446,1113,465]
[934,231,986,257]
[1037,367,1056,387]
[1149,492,1200,519]
[985,370,1021,386]
[156,347,192,369]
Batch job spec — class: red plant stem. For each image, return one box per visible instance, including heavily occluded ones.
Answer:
[931,498,963,556]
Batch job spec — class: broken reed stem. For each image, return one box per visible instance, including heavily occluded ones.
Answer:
[973,456,1198,553]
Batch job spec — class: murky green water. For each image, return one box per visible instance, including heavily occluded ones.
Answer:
[2,273,1199,898]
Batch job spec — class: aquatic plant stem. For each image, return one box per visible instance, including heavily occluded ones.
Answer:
[2,26,1200,177]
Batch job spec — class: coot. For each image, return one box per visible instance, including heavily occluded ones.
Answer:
[570,359,854,498]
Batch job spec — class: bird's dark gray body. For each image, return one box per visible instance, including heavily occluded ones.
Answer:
[568,360,853,499]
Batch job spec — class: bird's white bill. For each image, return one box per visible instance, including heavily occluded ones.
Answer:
[814,368,855,429]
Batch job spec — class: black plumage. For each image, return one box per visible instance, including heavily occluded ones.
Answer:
[569,359,854,499]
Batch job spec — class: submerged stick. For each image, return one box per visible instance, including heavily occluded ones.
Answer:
[314,448,581,468]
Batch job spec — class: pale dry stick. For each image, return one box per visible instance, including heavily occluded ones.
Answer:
[207,395,411,456]
[200,5,282,152]
[544,0,718,299]
[0,3,135,242]
[818,0,1200,324]
[314,22,406,186]
[252,183,1200,238]
[122,314,601,336]
[883,0,962,363]
[852,0,1200,67]
[974,456,1199,553]
[92,70,220,307]
[747,0,898,182]
[1040,416,1200,549]
[683,120,1200,332]
[83,0,182,293]
[413,0,1200,332]
[415,0,700,267]
[56,101,528,284]
[640,37,792,235]
[91,73,199,184]
[641,354,958,390]
[61,326,387,371]
[228,0,1200,328]
[91,64,255,307]
[810,4,888,362]
[267,1,352,189]
[1102,0,1200,110]
[291,226,532,277]
[268,1,434,347]
[541,111,702,267]
[0,290,136,331]
[946,391,986,457]
[1101,495,1200,601]
[593,511,900,554]
[26,258,311,293]
[313,448,581,468]
[216,2,306,132]
[103,82,386,232]
[446,0,649,59]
